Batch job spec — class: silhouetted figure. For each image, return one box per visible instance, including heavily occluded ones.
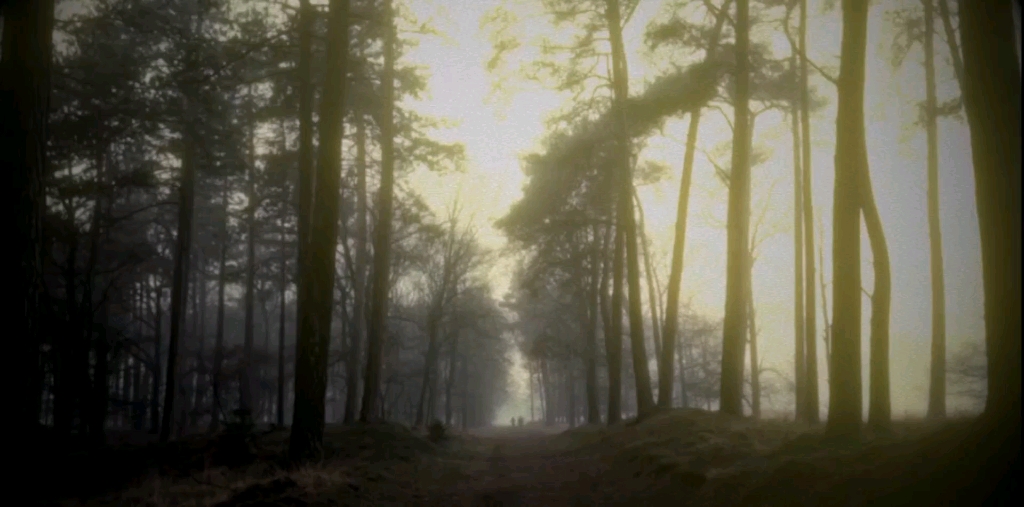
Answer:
[510,417,516,427]
[517,416,524,427]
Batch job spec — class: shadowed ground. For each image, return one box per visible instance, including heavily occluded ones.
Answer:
[43,409,1018,506]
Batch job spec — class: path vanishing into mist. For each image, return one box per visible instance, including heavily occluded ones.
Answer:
[436,424,629,507]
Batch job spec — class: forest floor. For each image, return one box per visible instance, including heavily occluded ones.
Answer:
[40,409,1018,507]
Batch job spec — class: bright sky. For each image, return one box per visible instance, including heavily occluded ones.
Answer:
[401,0,986,420]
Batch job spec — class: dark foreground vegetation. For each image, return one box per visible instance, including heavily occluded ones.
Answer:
[33,410,1017,506]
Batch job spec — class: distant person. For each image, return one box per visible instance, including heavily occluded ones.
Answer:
[517,416,524,427]
[511,417,516,427]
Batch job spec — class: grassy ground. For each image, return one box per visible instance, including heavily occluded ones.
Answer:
[37,410,1018,506]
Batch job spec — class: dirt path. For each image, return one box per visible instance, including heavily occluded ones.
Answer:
[432,425,607,507]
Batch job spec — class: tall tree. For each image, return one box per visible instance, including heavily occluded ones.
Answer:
[923,0,947,420]
[799,0,820,425]
[209,176,230,432]
[2,0,54,440]
[655,0,732,409]
[862,111,892,432]
[293,0,314,413]
[827,0,868,439]
[585,225,601,423]
[360,0,397,423]
[605,0,655,418]
[289,0,350,463]
[161,91,198,442]
[958,0,1021,432]
[607,220,624,423]
[789,38,806,423]
[344,116,369,423]
[277,212,288,427]
[719,0,752,417]
[240,93,258,414]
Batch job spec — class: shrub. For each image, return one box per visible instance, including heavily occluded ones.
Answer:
[427,420,447,443]
[212,408,258,467]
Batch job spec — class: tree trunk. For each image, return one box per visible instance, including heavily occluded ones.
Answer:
[344,116,368,424]
[605,0,655,418]
[241,104,258,414]
[542,359,555,426]
[161,93,198,443]
[607,220,624,424]
[445,339,458,426]
[360,0,396,423]
[720,0,752,417]
[529,363,536,422]
[195,253,208,427]
[790,54,806,422]
[290,0,349,463]
[658,0,731,410]
[586,226,601,424]
[90,301,111,443]
[570,365,578,427]
[800,0,820,425]
[415,312,442,427]
[78,147,108,437]
[54,239,79,435]
[295,0,314,309]
[278,214,288,427]
[677,333,688,408]
[150,287,163,433]
[862,150,892,432]
[826,0,868,439]
[633,191,661,367]
[923,0,947,420]
[747,288,760,420]
[819,238,832,388]
[2,0,53,441]
[461,355,470,430]
[958,0,1021,431]
[209,178,229,433]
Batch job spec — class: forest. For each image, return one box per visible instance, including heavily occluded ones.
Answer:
[3,0,1019,505]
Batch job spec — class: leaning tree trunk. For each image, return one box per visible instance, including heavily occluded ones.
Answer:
[360,0,397,424]
[958,0,1021,432]
[289,0,349,464]
[605,0,655,418]
[826,0,868,439]
[923,0,947,420]
[799,0,820,424]
[720,0,752,417]
[3,0,54,441]
[658,0,731,410]
[862,131,892,432]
